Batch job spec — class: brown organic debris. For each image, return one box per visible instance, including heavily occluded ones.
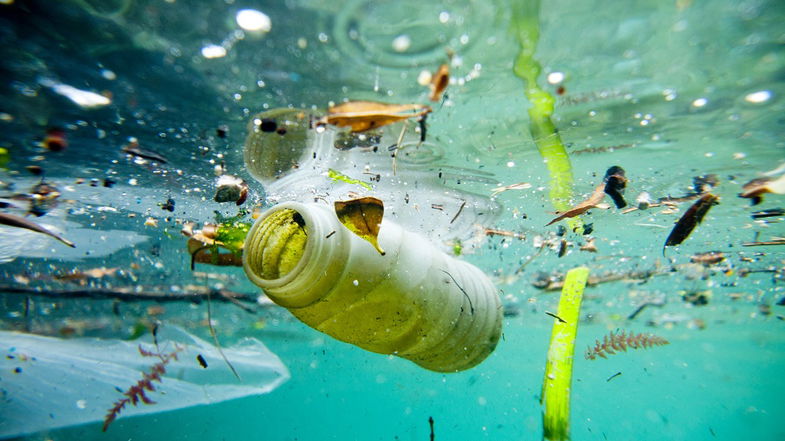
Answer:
[546,183,607,226]
[428,64,450,102]
[323,101,431,133]
[739,174,785,205]
[585,330,669,360]
[490,182,532,197]
[663,193,719,250]
[0,212,75,247]
[690,251,725,265]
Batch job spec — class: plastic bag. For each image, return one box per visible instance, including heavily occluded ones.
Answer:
[0,326,289,438]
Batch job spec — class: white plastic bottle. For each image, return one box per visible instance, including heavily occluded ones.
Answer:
[243,202,503,372]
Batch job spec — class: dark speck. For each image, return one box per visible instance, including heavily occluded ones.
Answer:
[160,198,175,212]
[216,124,229,138]
[14,367,22,373]
[276,127,287,136]
[103,178,116,188]
[260,118,277,133]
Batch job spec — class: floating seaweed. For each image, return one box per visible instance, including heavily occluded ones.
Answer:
[663,193,719,250]
[103,344,184,431]
[584,330,669,360]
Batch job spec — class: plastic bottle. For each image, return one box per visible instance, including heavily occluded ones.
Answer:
[243,201,503,372]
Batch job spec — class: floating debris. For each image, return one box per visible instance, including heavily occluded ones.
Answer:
[328,169,372,190]
[322,101,431,133]
[43,127,68,151]
[28,181,61,216]
[664,193,719,250]
[484,228,526,241]
[159,198,175,212]
[214,175,249,206]
[579,238,597,253]
[122,138,168,163]
[428,64,450,102]
[751,208,785,219]
[742,237,785,247]
[0,212,75,247]
[690,251,725,265]
[546,183,607,226]
[215,124,229,139]
[635,191,652,210]
[603,166,627,208]
[490,182,532,197]
[681,289,711,306]
[334,197,385,255]
[103,343,184,432]
[585,330,669,360]
[739,174,785,205]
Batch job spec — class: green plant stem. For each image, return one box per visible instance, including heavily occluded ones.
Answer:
[541,266,589,441]
[511,0,582,233]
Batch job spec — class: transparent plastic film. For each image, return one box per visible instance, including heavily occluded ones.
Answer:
[243,202,503,372]
[243,108,501,251]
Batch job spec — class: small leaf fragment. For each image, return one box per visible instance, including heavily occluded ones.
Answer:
[324,101,431,133]
[546,183,607,226]
[328,169,372,190]
[428,64,450,102]
[334,197,386,255]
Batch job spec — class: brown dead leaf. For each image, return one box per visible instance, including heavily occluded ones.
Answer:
[429,64,450,102]
[739,174,785,205]
[334,197,386,255]
[546,183,607,226]
[324,101,431,133]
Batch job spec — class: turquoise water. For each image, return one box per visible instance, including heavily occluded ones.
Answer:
[1,0,784,440]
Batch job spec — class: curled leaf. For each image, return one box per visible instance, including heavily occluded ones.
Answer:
[428,64,450,102]
[323,101,431,133]
[739,174,785,205]
[664,193,719,249]
[546,183,607,226]
[334,197,385,255]
[603,166,627,208]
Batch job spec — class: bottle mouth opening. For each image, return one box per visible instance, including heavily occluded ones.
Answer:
[244,207,309,284]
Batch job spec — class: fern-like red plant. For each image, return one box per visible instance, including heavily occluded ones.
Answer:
[585,330,668,360]
[102,344,183,431]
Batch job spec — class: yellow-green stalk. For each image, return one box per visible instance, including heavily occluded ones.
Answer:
[541,267,589,441]
[511,0,582,233]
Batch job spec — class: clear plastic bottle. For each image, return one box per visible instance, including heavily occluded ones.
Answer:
[243,201,503,372]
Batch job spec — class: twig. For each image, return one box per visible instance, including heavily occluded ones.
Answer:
[206,289,241,381]
[0,285,258,311]
[450,200,466,224]
[742,240,785,247]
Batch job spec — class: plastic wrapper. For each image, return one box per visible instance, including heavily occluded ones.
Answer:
[0,326,289,438]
